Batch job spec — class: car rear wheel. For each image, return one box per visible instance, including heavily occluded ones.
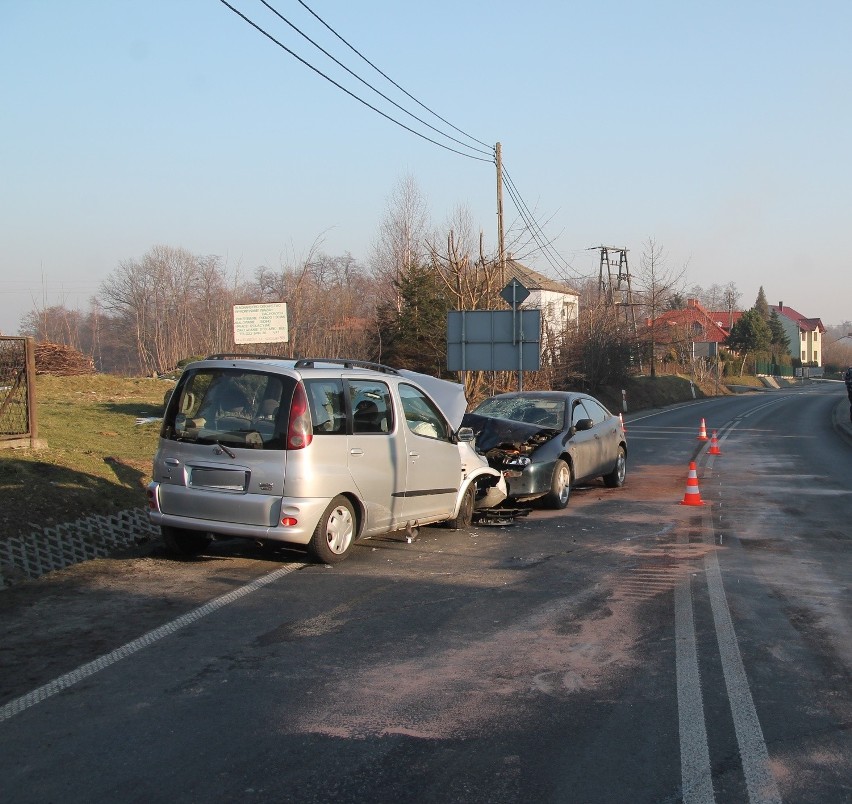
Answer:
[603,446,627,488]
[161,525,211,556]
[543,459,572,509]
[309,496,356,564]
[445,484,475,530]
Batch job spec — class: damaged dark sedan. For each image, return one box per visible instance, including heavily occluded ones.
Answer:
[462,391,627,509]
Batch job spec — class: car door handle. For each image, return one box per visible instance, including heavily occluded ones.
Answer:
[350,448,364,455]
[409,451,419,460]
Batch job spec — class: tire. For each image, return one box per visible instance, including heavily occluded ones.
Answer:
[543,459,572,509]
[308,496,357,564]
[445,484,475,530]
[603,446,627,488]
[161,525,211,556]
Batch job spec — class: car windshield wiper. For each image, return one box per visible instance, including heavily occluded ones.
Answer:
[215,440,236,458]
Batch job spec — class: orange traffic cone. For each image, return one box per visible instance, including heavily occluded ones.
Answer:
[708,430,722,455]
[619,412,627,433]
[680,461,706,506]
[697,418,709,441]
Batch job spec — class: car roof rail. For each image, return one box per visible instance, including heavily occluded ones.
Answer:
[204,353,285,360]
[293,358,400,375]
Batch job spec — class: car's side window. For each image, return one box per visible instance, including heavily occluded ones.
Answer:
[398,383,450,441]
[571,400,592,426]
[349,381,393,434]
[581,397,609,425]
[304,379,346,435]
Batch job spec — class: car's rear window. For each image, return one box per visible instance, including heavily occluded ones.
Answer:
[161,368,297,450]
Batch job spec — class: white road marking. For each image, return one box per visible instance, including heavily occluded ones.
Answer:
[702,452,782,803]
[704,552,782,804]
[0,563,304,723]
[675,565,715,803]
[671,442,782,802]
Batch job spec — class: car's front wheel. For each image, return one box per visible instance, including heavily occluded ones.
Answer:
[603,446,627,488]
[308,496,356,564]
[161,526,211,556]
[543,459,572,509]
[445,484,475,529]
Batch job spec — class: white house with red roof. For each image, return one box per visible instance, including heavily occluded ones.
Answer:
[644,298,826,367]
[770,302,825,365]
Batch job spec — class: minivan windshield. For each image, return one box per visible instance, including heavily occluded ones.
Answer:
[161,368,297,450]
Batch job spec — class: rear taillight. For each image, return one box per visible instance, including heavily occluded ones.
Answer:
[286,382,313,450]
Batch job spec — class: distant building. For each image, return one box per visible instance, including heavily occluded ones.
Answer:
[644,298,826,368]
[769,302,825,365]
[642,298,729,359]
[502,257,580,333]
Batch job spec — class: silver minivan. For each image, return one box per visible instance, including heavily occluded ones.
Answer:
[147,356,506,563]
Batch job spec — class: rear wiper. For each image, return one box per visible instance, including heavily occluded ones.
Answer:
[215,440,236,458]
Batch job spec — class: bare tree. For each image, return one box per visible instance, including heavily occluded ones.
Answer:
[99,245,233,374]
[558,290,633,392]
[370,174,432,311]
[635,238,686,377]
[721,282,741,327]
[252,242,376,360]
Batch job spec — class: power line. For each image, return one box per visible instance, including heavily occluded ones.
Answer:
[501,166,576,282]
[218,0,492,163]
[257,0,491,158]
[505,169,578,283]
[294,0,491,151]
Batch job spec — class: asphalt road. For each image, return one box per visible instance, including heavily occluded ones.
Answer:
[0,382,850,803]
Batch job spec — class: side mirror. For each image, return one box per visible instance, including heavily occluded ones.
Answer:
[574,418,594,432]
[456,426,475,443]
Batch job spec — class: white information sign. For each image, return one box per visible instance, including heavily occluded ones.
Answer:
[233,303,289,344]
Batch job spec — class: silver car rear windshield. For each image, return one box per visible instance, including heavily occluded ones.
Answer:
[161,368,297,450]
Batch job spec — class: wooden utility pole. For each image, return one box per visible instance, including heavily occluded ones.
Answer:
[495,142,505,286]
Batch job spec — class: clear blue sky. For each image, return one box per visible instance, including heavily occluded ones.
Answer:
[2,0,850,337]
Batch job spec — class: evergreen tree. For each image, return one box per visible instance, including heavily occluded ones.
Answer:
[754,286,770,321]
[768,309,791,362]
[666,293,686,310]
[725,308,771,375]
[374,262,451,376]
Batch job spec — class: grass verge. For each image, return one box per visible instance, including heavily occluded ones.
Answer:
[0,375,172,541]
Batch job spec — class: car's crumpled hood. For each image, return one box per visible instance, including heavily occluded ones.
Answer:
[461,412,559,462]
[398,369,468,428]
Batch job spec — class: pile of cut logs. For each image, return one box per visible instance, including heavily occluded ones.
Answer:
[35,342,96,376]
